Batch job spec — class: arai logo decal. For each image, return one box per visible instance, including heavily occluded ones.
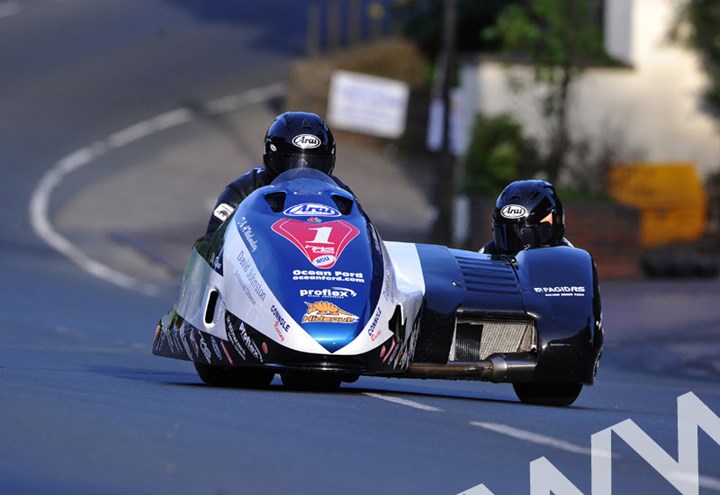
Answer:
[271,218,359,269]
[284,203,341,217]
[292,134,321,149]
[500,204,528,219]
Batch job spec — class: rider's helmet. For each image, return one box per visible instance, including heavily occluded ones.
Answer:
[492,180,565,254]
[263,112,336,177]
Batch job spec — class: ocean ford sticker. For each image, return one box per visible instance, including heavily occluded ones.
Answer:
[500,204,528,219]
[292,134,321,149]
[271,218,359,269]
[284,203,341,217]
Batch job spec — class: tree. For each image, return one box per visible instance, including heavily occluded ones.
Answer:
[485,0,608,183]
[672,0,720,116]
[400,0,514,60]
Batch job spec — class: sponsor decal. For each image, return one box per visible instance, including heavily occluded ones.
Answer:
[210,336,223,361]
[380,345,386,358]
[283,203,341,218]
[291,134,321,149]
[533,286,586,297]
[299,287,357,299]
[272,219,359,269]
[210,252,223,274]
[292,269,365,283]
[197,332,213,363]
[367,307,383,342]
[237,217,258,252]
[381,338,396,364]
[187,329,199,359]
[237,321,263,362]
[261,342,269,354]
[301,301,359,324]
[235,251,267,305]
[271,305,291,332]
[219,340,234,366]
[213,203,235,222]
[225,314,247,360]
[500,204,528,219]
[171,330,184,356]
[273,321,286,341]
[224,315,264,362]
[307,217,323,223]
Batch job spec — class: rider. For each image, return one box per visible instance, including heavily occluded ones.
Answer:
[205,111,350,236]
[481,179,572,255]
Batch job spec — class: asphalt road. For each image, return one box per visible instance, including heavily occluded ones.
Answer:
[1,2,719,494]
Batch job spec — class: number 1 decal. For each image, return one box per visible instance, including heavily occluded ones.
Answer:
[307,227,333,245]
[271,219,360,269]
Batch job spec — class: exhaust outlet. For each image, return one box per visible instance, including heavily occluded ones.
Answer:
[404,353,536,382]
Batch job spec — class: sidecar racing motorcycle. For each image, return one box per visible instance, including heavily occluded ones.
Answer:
[152,169,603,406]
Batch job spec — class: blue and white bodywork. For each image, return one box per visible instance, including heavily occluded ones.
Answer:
[153,168,603,406]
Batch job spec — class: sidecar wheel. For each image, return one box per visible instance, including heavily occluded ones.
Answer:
[194,363,274,388]
[281,372,342,391]
[512,382,583,407]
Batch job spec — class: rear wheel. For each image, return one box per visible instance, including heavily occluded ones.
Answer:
[512,382,583,407]
[194,363,274,388]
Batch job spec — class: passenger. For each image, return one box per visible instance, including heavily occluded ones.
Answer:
[481,180,572,255]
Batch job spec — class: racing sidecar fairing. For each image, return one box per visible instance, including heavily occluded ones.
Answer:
[153,169,602,406]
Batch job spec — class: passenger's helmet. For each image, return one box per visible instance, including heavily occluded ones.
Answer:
[263,112,336,177]
[492,180,565,254]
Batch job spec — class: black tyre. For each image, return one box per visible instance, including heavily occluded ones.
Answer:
[280,372,342,391]
[512,382,583,407]
[194,363,274,388]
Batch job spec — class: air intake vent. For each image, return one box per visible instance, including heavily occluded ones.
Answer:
[450,318,535,361]
[454,254,519,295]
[331,194,353,215]
[264,192,286,212]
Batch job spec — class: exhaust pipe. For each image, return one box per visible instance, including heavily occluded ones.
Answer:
[403,353,536,382]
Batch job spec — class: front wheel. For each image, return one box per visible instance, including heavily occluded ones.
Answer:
[512,382,583,407]
[194,363,274,388]
[280,372,343,391]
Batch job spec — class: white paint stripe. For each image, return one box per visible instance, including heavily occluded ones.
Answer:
[0,1,21,19]
[364,392,443,412]
[670,471,720,492]
[456,484,495,495]
[470,421,614,458]
[29,83,284,294]
[205,82,285,114]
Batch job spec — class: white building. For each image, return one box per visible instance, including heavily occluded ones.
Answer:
[458,0,720,178]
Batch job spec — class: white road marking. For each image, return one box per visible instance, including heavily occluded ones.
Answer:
[29,83,285,294]
[0,1,21,19]
[471,421,614,458]
[363,392,443,412]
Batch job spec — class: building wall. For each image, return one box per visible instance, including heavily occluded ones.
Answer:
[458,0,720,178]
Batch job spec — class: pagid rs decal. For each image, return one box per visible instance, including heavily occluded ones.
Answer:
[533,286,586,297]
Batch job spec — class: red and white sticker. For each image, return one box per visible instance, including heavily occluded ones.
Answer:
[271,219,359,269]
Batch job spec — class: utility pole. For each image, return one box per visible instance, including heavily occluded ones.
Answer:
[430,0,457,245]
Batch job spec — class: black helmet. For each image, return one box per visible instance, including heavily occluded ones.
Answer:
[492,180,565,254]
[263,112,336,177]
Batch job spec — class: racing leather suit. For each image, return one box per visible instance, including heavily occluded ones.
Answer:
[205,166,352,236]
